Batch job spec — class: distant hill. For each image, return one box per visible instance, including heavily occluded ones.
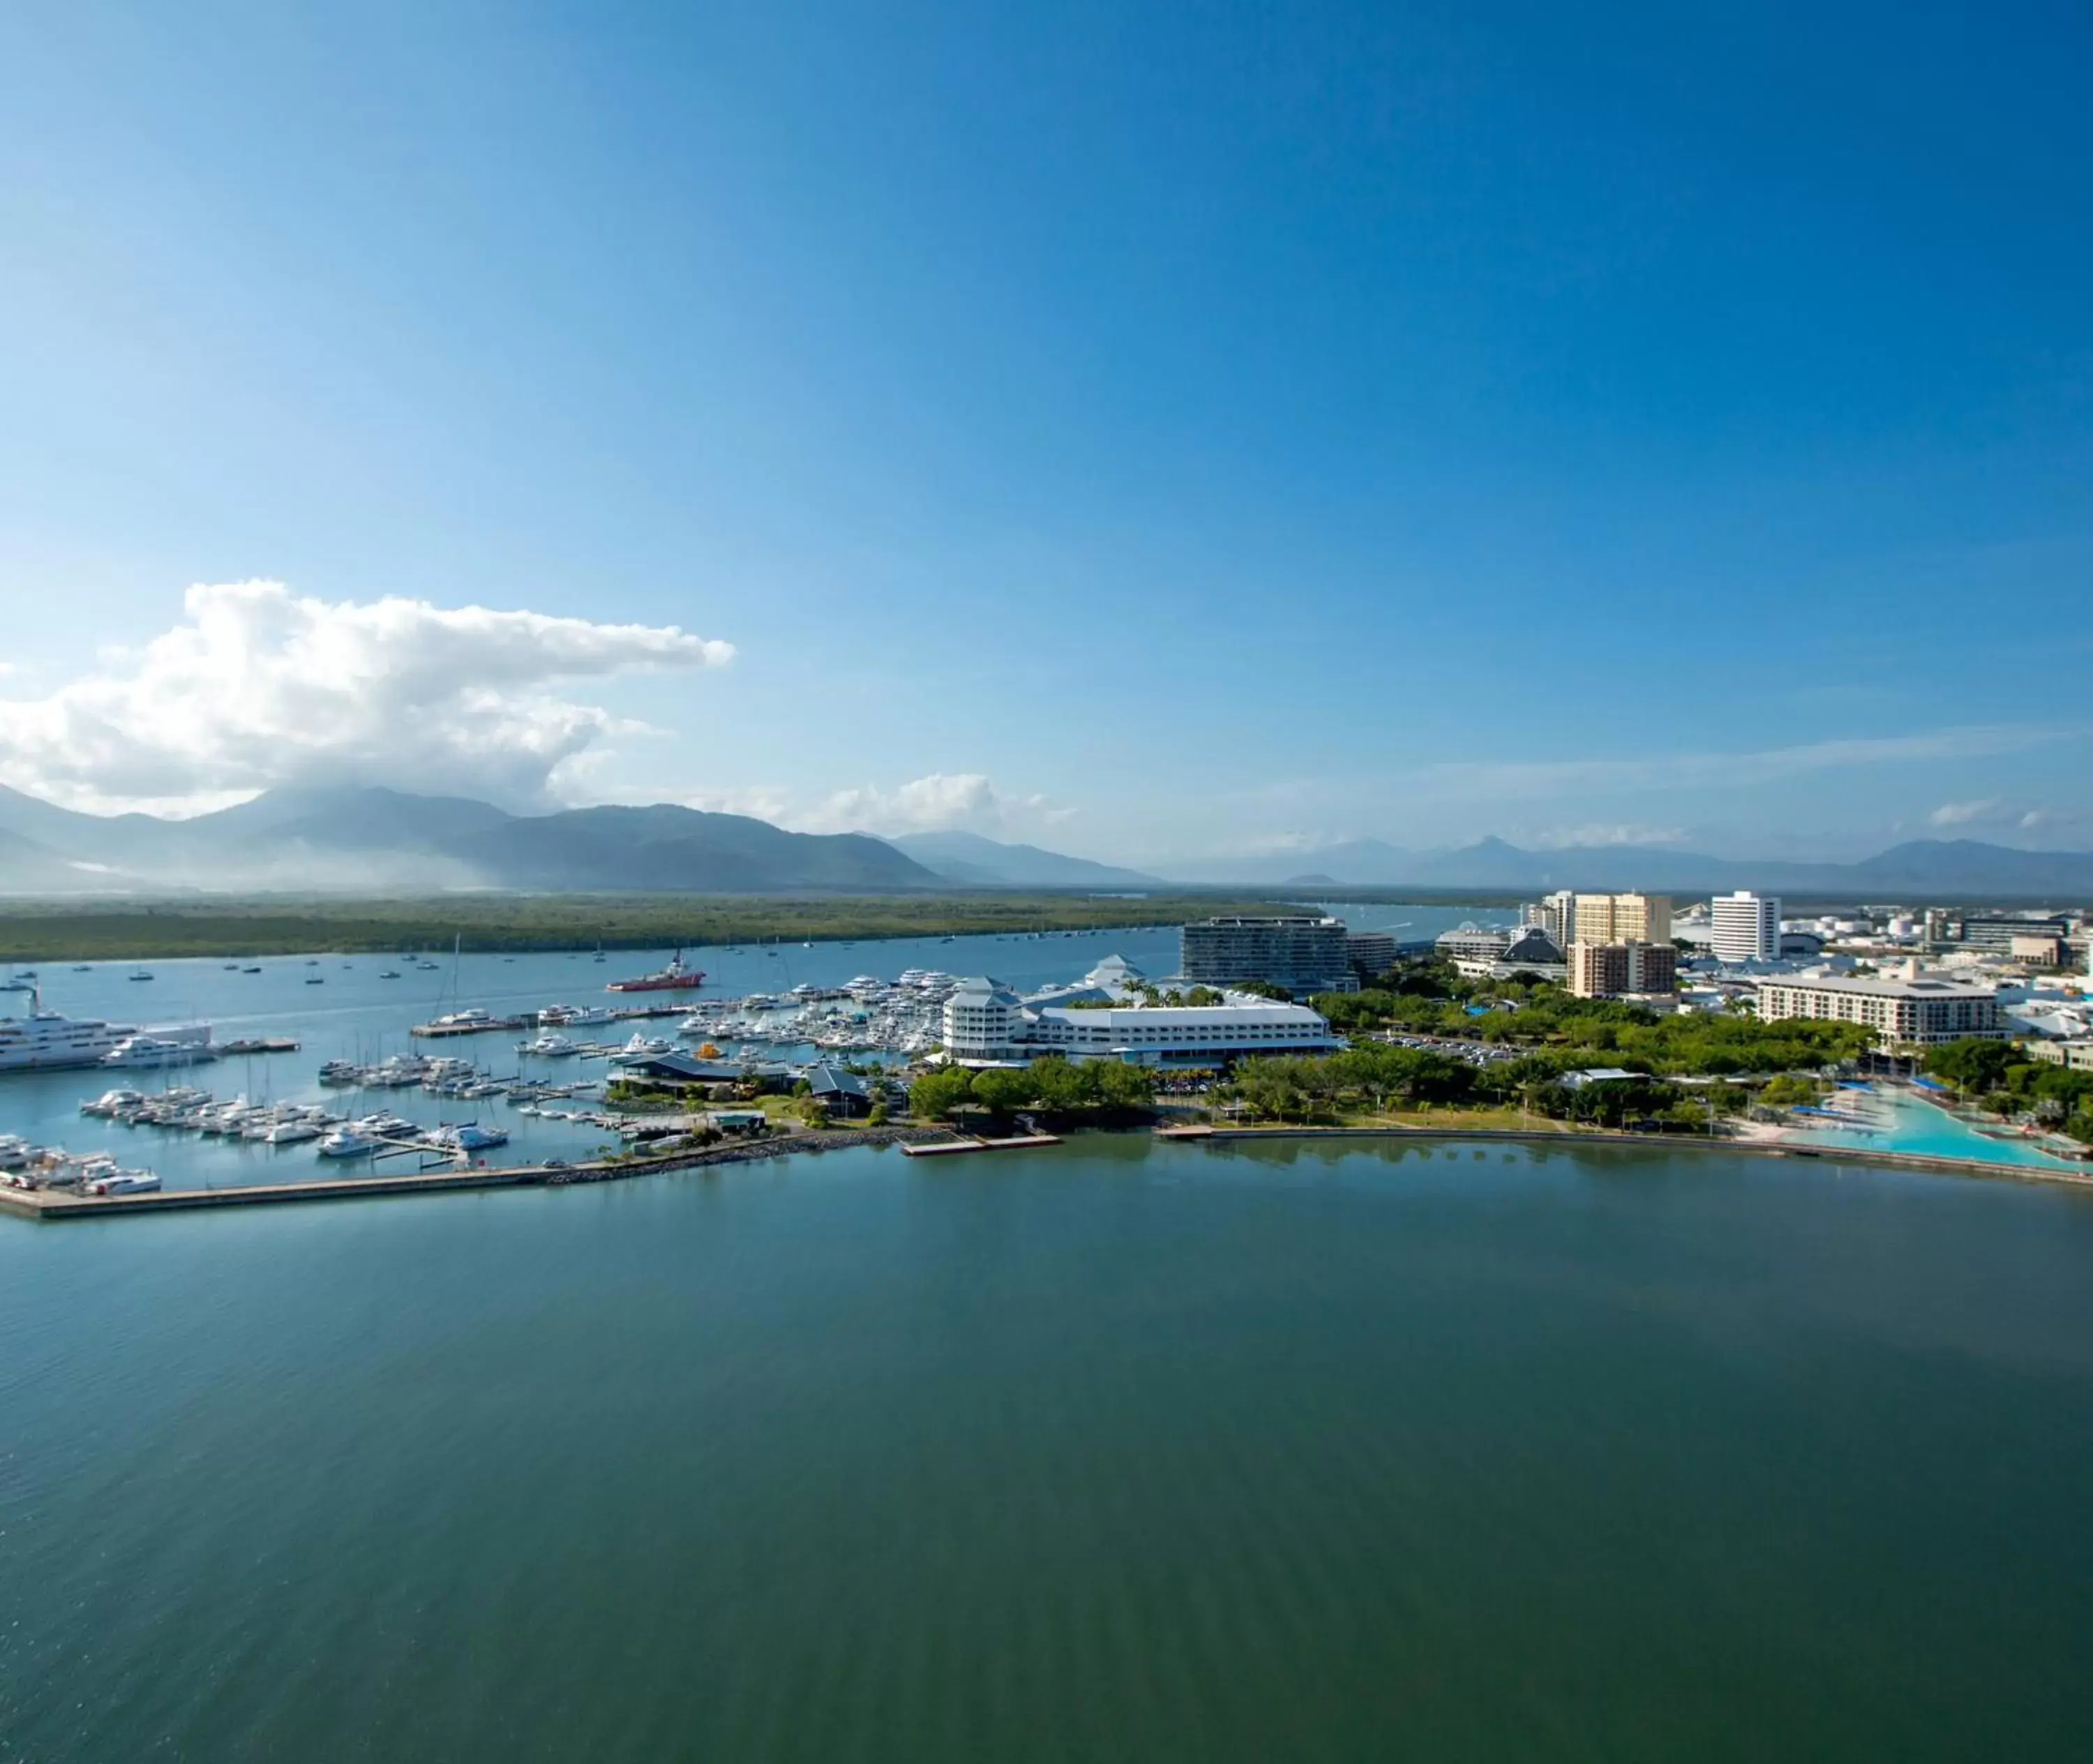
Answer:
[1162,832,2093,900]
[885,829,1161,889]
[5,782,2090,900]
[0,785,943,895]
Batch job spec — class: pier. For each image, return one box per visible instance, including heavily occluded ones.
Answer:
[410,1002,693,1038]
[0,1124,961,1221]
[901,1133,1062,1158]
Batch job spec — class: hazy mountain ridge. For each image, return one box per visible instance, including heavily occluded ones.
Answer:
[1163,834,2093,897]
[0,785,940,894]
[1,784,2089,899]
[885,830,1162,889]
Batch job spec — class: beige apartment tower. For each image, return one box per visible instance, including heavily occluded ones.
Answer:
[1569,939,1678,999]
[1571,892,1672,947]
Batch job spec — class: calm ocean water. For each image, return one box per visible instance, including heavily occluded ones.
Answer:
[3,1133,2091,1761]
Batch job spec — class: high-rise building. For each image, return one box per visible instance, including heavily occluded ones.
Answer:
[1345,932,1399,980]
[1180,916,1357,995]
[1526,890,1578,947]
[1710,890,1780,964]
[1572,892,1672,947]
[1568,939,1676,999]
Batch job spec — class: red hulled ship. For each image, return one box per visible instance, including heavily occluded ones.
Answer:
[604,950,706,992]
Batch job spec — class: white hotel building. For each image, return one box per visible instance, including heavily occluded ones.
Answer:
[1711,890,1781,964]
[1753,965,2008,1048]
[940,977,1338,1068]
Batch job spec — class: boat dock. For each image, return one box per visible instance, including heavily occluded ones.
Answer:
[411,1003,693,1038]
[0,1123,963,1220]
[900,1133,1062,1158]
[1,1164,540,1218]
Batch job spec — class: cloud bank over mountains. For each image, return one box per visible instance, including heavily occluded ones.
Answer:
[2,582,2085,863]
[0,581,734,814]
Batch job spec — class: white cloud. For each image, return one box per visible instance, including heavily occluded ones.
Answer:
[797,772,1063,837]
[1928,800,2076,837]
[1928,799,2002,826]
[1527,823,1688,849]
[0,580,733,813]
[808,772,1003,834]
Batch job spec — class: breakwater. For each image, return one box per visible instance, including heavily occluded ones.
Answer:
[0,1124,962,1221]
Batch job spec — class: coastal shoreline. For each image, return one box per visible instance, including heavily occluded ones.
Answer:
[10,1115,2090,1224]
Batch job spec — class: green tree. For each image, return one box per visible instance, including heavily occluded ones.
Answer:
[1093,1060,1156,1111]
[909,1066,975,1121]
[970,1067,1040,1116]
[1925,1038,2019,1096]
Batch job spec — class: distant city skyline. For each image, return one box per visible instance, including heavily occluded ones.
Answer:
[2,3,2089,863]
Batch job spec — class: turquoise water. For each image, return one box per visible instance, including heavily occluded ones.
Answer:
[4,1135,2092,1761]
[1790,1084,2086,1172]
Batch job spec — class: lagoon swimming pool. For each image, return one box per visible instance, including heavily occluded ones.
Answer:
[1789,1084,2086,1172]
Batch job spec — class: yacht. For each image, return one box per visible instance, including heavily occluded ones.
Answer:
[128,968,154,982]
[83,1167,162,1197]
[0,999,136,1072]
[516,1033,580,1058]
[379,970,402,980]
[262,1118,323,1145]
[317,1128,379,1158]
[101,1029,218,1070]
[540,1003,617,1026]
[612,1032,676,1063]
[81,1086,148,1118]
[433,1122,509,1152]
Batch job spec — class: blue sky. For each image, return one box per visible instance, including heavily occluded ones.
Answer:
[1,0,2089,864]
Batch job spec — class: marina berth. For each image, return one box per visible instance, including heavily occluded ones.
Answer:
[100,1025,218,1069]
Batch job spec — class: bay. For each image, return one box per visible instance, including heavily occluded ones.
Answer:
[3,1133,2090,1761]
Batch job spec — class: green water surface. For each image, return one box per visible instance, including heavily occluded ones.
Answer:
[3,1135,2090,1761]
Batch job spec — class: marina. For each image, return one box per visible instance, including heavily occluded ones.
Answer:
[0,920,1218,1194]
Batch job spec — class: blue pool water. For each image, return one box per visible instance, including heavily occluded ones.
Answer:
[1792,1085,2085,1173]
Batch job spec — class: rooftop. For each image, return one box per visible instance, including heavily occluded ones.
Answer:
[1761,971,1996,1000]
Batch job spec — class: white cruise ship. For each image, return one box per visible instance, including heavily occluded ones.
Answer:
[0,996,135,1072]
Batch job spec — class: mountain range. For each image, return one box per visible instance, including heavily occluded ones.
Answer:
[0,784,2089,899]
[883,830,1161,889]
[0,784,938,895]
[1161,834,2093,898]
